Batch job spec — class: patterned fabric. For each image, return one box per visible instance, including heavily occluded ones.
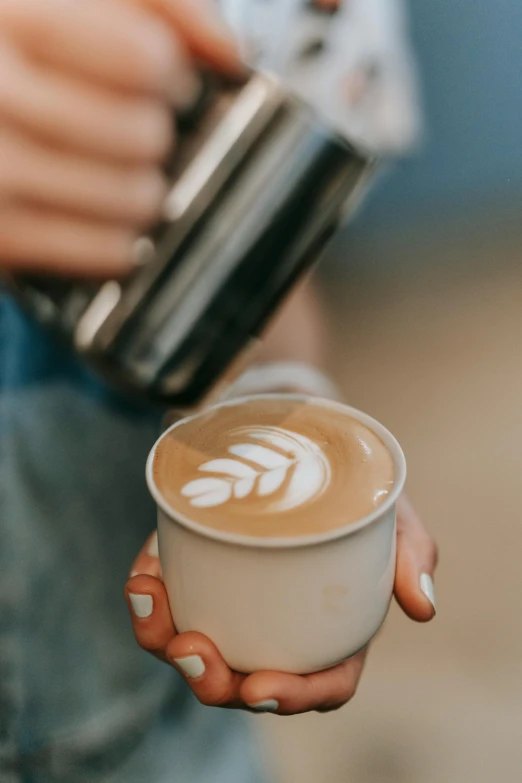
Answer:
[219,0,421,153]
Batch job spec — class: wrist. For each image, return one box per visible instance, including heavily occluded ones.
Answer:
[221,361,341,402]
[162,362,341,432]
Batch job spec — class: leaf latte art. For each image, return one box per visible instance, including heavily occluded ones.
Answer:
[181,426,332,512]
[153,397,395,538]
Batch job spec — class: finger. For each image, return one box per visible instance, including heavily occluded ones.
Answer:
[314,0,342,10]
[166,631,246,708]
[0,44,173,163]
[394,494,438,622]
[0,128,167,226]
[0,0,179,96]
[0,204,135,276]
[129,531,162,579]
[240,649,368,715]
[136,0,245,77]
[125,574,176,660]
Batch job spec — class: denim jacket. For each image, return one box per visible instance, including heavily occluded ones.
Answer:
[0,297,262,783]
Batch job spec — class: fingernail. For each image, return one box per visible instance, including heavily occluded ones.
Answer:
[420,573,436,611]
[248,700,279,713]
[130,571,139,578]
[173,655,206,679]
[129,593,153,619]
[147,533,159,558]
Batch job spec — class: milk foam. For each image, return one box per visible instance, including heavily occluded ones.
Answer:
[153,397,395,538]
[181,425,331,512]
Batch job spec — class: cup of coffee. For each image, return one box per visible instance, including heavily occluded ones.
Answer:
[146,395,406,674]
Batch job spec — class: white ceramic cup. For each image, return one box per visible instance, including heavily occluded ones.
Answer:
[146,395,406,675]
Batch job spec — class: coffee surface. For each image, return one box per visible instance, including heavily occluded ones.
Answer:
[153,398,395,538]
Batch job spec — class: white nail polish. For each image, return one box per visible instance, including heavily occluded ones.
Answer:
[129,593,153,619]
[130,571,139,578]
[148,533,159,558]
[420,573,436,610]
[173,655,206,679]
[249,700,279,713]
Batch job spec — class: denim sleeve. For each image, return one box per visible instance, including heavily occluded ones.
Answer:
[0,299,264,783]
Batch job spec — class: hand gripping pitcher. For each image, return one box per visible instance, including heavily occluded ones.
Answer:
[8,72,374,407]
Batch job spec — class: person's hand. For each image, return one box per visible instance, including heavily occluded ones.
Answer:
[0,0,241,277]
[125,493,438,715]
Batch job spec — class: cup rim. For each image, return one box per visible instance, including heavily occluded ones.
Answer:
[146,394,407,550]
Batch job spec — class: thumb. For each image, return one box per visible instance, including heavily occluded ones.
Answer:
[394,494,439,622]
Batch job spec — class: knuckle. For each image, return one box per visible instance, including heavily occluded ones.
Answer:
[198,694,218,708]
[0,0,61,46]
[135,628,169,655]
[125,168,166,223]
[194,693,213,707]
[0,46,23,117]
[0,0,32,29]
[0,209,22,255]
[0,56,9,112]
[99,229,135,267]
[133,104,173,160]
[333,668,360,708]
[0,138,17,191]
[0,130,38,195]
[306,676,323,702]
[127,21,176,87]
[135,634,158,653]
[194,690,224,709]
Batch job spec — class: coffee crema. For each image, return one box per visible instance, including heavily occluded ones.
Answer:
[153,398,395,538]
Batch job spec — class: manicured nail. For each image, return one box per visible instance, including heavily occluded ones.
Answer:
[420,573,436,611]
[173,655,205,679]
[129,593,153,619]
[130,571,139,578]
[148,533,159,558]
[248,700,279,713]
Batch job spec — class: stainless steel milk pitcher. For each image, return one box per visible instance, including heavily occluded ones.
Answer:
[7,72,374,407]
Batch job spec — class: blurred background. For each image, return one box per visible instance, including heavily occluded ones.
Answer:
[257,0,522,780]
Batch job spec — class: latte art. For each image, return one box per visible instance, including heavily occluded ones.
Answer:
[181,426,332,512]
[153,397,395,538]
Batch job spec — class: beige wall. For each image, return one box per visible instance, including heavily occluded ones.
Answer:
[256,241,522,782]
